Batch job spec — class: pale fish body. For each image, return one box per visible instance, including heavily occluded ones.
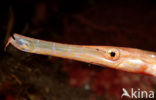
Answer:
[6,34,156,76]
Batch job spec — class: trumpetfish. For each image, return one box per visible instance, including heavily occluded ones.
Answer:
[5,34,156,76]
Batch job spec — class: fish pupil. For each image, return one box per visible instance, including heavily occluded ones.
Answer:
[110,52,116,57]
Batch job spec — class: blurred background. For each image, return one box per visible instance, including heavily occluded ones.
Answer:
[0,0,156,100]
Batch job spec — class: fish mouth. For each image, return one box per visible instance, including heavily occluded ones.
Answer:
[11,34,16,40]
[4,35,15,51]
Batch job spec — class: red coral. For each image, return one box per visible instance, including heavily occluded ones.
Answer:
[62,60,91,87]
[62,60,156,99]
[6,95,16,100]
[0,81,17,100]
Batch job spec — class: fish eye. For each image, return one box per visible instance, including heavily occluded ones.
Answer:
[110,51,116,57]
[107,48,120,60]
